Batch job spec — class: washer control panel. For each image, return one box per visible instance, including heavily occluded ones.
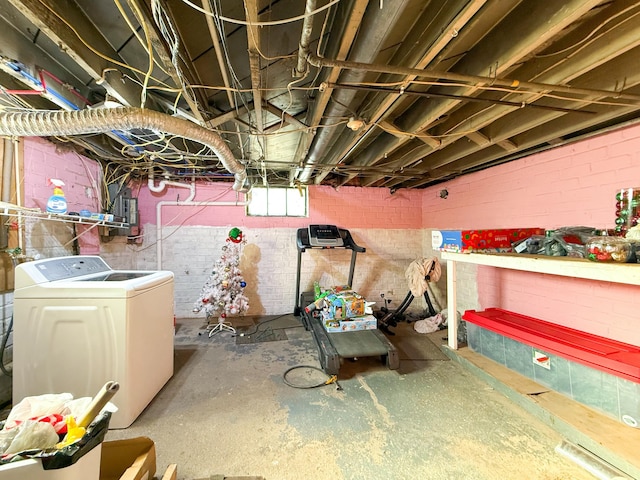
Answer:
[16,256,111,285]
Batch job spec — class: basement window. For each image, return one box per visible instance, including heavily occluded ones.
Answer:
[247,186,308,217]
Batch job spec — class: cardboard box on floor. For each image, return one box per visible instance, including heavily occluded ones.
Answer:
[100,437,158,480]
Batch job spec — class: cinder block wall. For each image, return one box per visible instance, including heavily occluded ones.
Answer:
[421,123,640,346]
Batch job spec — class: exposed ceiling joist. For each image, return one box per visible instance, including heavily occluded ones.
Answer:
[1,0,639,191]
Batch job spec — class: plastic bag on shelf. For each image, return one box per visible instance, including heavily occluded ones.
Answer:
[513,235,546,254]
[543,226,598,258]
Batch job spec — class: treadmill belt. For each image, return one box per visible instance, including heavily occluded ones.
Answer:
[327,330,390,357]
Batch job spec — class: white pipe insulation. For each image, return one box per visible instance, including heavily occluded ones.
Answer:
[0,107,248,191]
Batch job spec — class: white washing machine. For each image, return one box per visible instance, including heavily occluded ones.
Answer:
[13,255,174,429]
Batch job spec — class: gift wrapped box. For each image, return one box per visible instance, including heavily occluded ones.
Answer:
[319,291,366,321]
[323,314,378,333]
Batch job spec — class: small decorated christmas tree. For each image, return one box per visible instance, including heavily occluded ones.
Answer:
[193,227,249,336]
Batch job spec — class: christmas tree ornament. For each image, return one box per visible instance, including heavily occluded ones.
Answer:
[240,281,246,288]
[228,227,243,243]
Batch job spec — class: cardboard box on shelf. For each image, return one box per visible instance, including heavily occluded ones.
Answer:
[323,314,378,333]
[432,228,545,253]
[99,437,156,480]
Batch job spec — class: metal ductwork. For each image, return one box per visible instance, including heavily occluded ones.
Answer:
[0,107,248,191]
[296,0,413,184]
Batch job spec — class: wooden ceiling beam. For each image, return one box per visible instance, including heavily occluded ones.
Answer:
[328,0,486,186]
[126,0,206,123]
[352,0,604,187]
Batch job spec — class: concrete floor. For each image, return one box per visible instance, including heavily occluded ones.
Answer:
[104,316,602,480]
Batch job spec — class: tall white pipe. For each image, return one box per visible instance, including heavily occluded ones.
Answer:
[1,139,13,248]
[154,177,197,268]
[13,138,23,253]
[155,197,246,270]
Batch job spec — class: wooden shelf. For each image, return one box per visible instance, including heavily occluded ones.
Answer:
[441,251,640,350]
[441,251,640,286]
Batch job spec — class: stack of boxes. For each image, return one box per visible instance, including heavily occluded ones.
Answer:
[432,228,545,253]
[309,286,377,333]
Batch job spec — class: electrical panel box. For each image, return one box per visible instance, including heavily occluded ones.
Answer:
[107,185,139,237]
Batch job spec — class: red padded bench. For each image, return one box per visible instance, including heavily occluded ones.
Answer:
[463,308,640,383]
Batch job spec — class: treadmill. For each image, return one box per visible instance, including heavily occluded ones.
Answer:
[295,225,399,375]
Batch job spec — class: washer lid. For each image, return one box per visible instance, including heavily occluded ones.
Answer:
[14,270,174,298]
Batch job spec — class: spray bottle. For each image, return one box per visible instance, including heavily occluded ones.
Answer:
[46,179,68,214]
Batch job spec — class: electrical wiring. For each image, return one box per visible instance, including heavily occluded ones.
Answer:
[38,1,174,90]
[180,0,341,27]
[132,184,241,252]
[126,0,155,108]
[535,4,640,59]
[113,0,171,81]
[151,0,202,115]
[210,1,249,101]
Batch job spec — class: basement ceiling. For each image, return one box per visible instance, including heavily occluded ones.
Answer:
[1,0,640,191]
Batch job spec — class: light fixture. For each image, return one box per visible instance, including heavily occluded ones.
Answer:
[347,117,365,131]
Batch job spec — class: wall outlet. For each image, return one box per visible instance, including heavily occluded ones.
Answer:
[533,351,551,370]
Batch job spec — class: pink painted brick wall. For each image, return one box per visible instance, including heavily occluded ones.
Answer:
[422,124,640,346]
[23,137,102,254]
[138,183,423,229]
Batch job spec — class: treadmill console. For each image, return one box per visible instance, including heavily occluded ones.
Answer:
[308,224,344,247]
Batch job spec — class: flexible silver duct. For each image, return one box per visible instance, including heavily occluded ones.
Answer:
[0,107,248,191]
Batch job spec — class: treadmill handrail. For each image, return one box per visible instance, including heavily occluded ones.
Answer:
[297,227,365,253]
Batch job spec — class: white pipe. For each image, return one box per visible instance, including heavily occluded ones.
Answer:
[13,138,23,253]
[153,176,196,267]
[155,198,247,270]
[1,139,13,248]
[147,171,196,196]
